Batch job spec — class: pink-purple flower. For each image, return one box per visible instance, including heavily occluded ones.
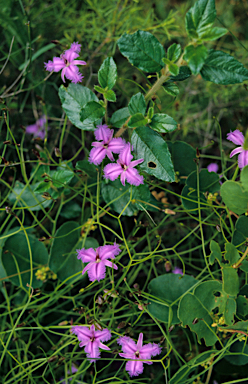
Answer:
[72,324,111,362]
[117,333,161,377]
[172,267,183,275]
[26,116,49,139]
[103,143,144,186]
[44,42,86,83]
[89,124,126,165]
[207,163,219,173]
[77,243,120,282]
[227,129,248,169]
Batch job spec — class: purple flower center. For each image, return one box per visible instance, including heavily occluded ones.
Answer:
[90,337,95,342]
[135,351,140,357]
[120,163,127,170]
[95,252,101,263]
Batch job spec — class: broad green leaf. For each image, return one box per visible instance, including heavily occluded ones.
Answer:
[49,169,74,188]
[222,265,239,296]
[185,0,216,39]
[80,101,105,124]
[131,126,175,182]
[200,50,248,85]
[33,181,51,194]
[187,169,220,193]
[101,179,152,216]
[8,181,52,211]
[128,113,147,128]
[199,27,227,41]
[104,89,116,102]
[241,165,248,191]
[236,296,248,320]
[98,57,117,89]
[60,201,82,219]
[59,84,100,130]
[232,216,248,247]
[2,231,49,288]
[168,63,179,76]
[149,113,178,133]
[221,181,248,215]
[163,83,180,97]
[167,43,182,62]
[117,30,165,72]
[223,320,248,333]
[209,240,222,265]
[181,185,205,214]
[75,160,97,178]
[128,92,146,116]
[167,141,196,178]
[183,44,208,75]
[148,274,198,324]
[224,341,248,366]
[110,107,130,128]
[224,243,240,265]
[169,66,191,81]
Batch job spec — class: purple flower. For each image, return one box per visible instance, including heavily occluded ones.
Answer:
[72,324,111,362]
[227,129,248,169]
[117,333,161,377]
[77,243,120,282]
[61,366,78,384]
[26,116,49,139]
[44,42,86,84]
[172,267,183,275]
[207,163,219,173]
[89,124,126,165]
[103,143,144,186]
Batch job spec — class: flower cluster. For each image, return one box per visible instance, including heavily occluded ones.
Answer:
[72,325,161,376]
[89,124,144,187]
[26,116,49,140]
[227,129,248,169]
[44,42,86,84]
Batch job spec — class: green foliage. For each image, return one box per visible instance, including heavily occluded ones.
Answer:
[183,44,208,75]
[149,114,178,133]
[80,101,106,124]
[98,57,117,90]
[128,93,146,116]
[221,181,248,215]
[167,141,196,178]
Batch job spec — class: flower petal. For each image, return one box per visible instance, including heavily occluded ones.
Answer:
[71,325,91,343]
[117,336,137,353]
[77,248,96,262]
[61,67,67,83]
[207,163,218,173]
[227,130,244,146]
[125,360,144,377]
[120,171,127,186]
[44,60,54,72]
[82,262,95,277]
[106,149,115,162]
[26,124,39,134]
[84,341,101,361]
[230,146,243,158]
[108,138,126,154]
[64,65,83,83]
[89,146,106,165]
[104,259,118,270]
[136,333,143,351]
[95,328,111,342]
[70,42,81,53]
[94,124,112,142]
[140,343,162,360]
[62,49,79,63]
[87,262,106,282]
[238,150,248,169]
[119,143,133,165]
[72,59,87,66]
[98,244,121,260]
[98,341,111,351]
[52,57,65,72]
[128,158,144,168]
[126,168,144,186]
[103,163,122,181]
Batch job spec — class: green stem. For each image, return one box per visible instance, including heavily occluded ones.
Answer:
[145,74,169,101]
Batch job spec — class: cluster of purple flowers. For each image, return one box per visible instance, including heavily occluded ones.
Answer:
[89,124,144,186]
[71,325,161,377]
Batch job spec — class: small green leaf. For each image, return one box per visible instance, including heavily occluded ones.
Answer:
[162,57,171,65]
[167,43,182,62]
[209,240,222,265]
[185,0,216,39]
[94,85,105,93]
[49,170,74,188]
[131,126,175,182]
[169,66,191,81]
[199,27,227,41]
[225,243,240,265]
[184,45,208,75]
[163,83,180,97]
[149,113,178,133]
[221,181,248,215]
[241,165,248,191]
[110,107,130,128]
[80,101,105,124]
[128,92,146,116]
[222,265,239,297]
[167,141,196,178]
[34,181,51,193]
[200,50,248,85]
[60,201,82,219]
[117,30,165,72]
[128,113,147,128]
[105,89,116,102]
[232,216,248,248]
[168,63,179,76]
[147,107,154,119]
[98,57,117,89]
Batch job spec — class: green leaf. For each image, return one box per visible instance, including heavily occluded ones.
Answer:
[222,265,239,296]
[101,179,152,216]
[168,63,179,76]
[167,141,196,178]
[221,181,248,215]
[224,341,248,366]
[185,0,216,39]
[131,126,175,182]
[200,50,248,85]
[8,181,52,211]
[60,201,81,219]
[236,296,248,320]
[59,83,101,130]
[149,113,178,133]
[187,169,220,193]
[163,83,180,97]
[94,85,105,93]
[148,274,198,324]
[241,165,248,191]
[169,66,191,81]
[49,169,74,188]
[75,160,97,178]
[184,45,208,75]
[128,92,146,116]
[128,113,147,128]
[181,185,205,214]
[33,181,51,194]
[224,243,240,265]
[209,240,222,265]
[110,107,130,128]
[117,30,165,72]
[232,216,248,248]
[80,101,105,124]
[199,27,227,41]
[167,43,182,62]
[2,231,49,288]
[104,89,116,102]
[98,57,117,89]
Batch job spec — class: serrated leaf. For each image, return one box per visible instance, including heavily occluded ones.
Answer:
[184,44,208,75]
[131,126,175,182]
[80,101,105,124]
[168,63,179,76]
[163,83,180,97]
[185,0,216,39]
[128,113,147,128]
[169,66,192,81]
[221,181,248,215]
[98,57,117,89]
[110,107,130,128]
[128,92,146,115]
[58,84,101,130]
[105,89,116,102]
[167,43,182,62]
[200,50,248,85]
[117,30,165,72]
[199,27,227,41]
[209,240,222,265]
[149,113,178,133]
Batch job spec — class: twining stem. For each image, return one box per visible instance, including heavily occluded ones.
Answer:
[233,245,248,268]
[144,73,169,101]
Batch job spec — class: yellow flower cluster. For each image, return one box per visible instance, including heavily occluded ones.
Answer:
[81,218,97,238]
[35,266,57,282]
